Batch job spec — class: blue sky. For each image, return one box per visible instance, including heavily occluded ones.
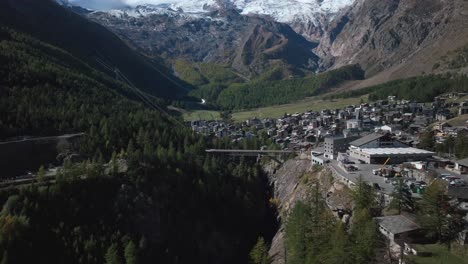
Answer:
[69,0,129,10]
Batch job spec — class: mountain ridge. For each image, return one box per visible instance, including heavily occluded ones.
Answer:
[2,0,192,99]
[86,7,321,77]
[61,0,468,109]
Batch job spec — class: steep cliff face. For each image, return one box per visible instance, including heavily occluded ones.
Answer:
[318,0,468,80]
[266,159,312,264]
[267,159,344,264]
[73,0,468,89]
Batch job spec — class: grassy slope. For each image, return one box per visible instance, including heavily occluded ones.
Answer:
[183,95,366,121]
[216,64,364,109]
[409,244,468,264]
[231,95,366,121]
[447,114,468,126]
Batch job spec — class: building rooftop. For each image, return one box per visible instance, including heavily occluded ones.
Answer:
[457,158,468,167]
[349,133,384,147]
[375,215,420,235]
[361,147,434,156]
[448,186,468,200]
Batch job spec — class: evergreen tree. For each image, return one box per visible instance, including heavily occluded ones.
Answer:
[111,151,119,176]
[351,176,377,210]
[249,237,271,264]
[419,130,435,151]
[389,179,414,214]
[105,243,123,264]
[350,209,377,263]
[325,222,349,264]
[417,180,448,240]
[37,165,46,182]
[285,201,310,264]
[124,241,137,264]
[455,131,468,158]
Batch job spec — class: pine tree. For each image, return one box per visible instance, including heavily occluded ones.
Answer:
[105,243,123,264]
[285,201,311,264]
[417,180,448,240]
[249,237,271,264]
[111,151,119,176]
[417,179,462,247]
[350,209,377,263]
[389,178,414,214]
[352,176,377,210]
[37,165,46,182]
[124,241,137,264]
[325,222,349,264]
[419,130,435,151]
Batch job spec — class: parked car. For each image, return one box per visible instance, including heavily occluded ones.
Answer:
[444,176,460,182]
[450,179,466,186]
[459,202,468,211]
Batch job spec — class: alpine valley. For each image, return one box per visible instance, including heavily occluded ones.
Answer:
[1,1,468,264]
[66,0,468,83]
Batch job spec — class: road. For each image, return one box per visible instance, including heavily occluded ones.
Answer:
[0,133,84,145]
[329,160,395,195]
[0,169,58,188]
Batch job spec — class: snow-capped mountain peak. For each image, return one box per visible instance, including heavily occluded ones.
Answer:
[68,0,355,24]
[234,0,354,23]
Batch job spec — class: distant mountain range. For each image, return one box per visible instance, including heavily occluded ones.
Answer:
[1,0,193,99]
[61,0,468,86]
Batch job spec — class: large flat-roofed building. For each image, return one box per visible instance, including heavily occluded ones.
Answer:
[324,135,360,160]
[350,147,435,164]
[349,133,408,149]
[348,133,434,164]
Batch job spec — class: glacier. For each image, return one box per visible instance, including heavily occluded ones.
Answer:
[67,0,355,24]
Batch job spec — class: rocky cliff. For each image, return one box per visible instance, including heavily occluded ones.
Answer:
[76,0,468,88]
[266,159,354,264]
[318,0,468,83]
[86,8,319,77]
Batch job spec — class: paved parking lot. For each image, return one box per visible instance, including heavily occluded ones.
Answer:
[329,160,395,194]
[435,168,468,182]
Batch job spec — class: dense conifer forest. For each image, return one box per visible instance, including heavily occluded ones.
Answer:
[326,74,468,103]
[0,26,277,264]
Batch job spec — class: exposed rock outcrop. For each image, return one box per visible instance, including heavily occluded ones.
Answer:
[86,9,319,77]
[267,159,347,264]
[78,0,468,89]
[318,0,468,81]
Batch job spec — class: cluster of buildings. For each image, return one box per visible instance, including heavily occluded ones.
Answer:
[190,93,468,262]
[191,94,468,151]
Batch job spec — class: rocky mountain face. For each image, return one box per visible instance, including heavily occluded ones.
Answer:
[265,159,353,264]
[87,7,319,76]
[318,0,468,80]
[77,0,468,84]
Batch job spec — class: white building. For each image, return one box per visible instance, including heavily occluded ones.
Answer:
[346,119,361,129]
[348,133,434,164]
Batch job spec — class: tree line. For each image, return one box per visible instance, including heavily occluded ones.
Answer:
[0,27,277,264]
[326,74,468,103]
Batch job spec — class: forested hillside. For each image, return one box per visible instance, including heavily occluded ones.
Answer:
[180,63,364,110]
[326,74,468,102]
[0,24,276,264]
[215,64,364,109]
[0,0,191,99]
[284,180,380,264]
